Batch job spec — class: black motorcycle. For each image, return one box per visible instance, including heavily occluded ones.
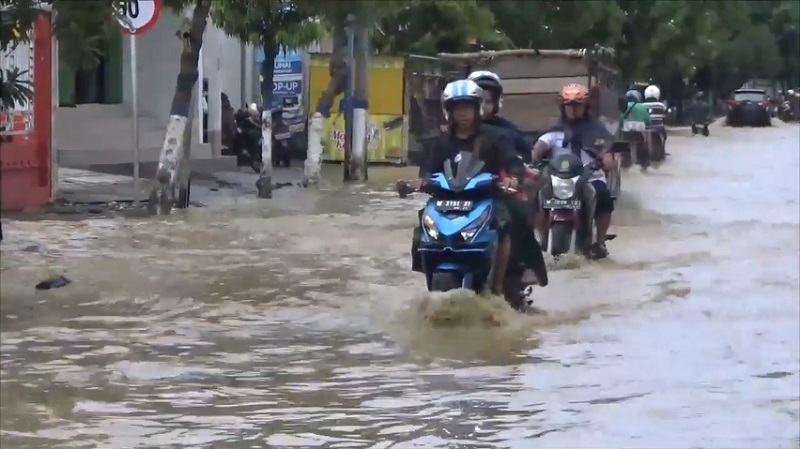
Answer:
[233,109,263,172]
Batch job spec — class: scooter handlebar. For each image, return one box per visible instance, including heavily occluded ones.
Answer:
[396,175,518,198]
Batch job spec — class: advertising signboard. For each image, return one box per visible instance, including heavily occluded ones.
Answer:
[256,48,305,132]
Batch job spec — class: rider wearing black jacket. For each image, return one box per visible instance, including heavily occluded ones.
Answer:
[410,79,548,293]
[468,71,532,162]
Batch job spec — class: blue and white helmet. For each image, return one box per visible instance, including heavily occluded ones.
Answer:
[441,79,484,121]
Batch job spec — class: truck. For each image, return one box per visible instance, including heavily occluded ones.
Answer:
[403,44,625,197]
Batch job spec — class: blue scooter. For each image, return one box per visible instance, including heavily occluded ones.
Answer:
[398,154,534,309]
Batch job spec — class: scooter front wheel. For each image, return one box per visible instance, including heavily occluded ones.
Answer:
[430,272,461,292]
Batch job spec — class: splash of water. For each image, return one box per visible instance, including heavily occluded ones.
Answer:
[388,289,541,364]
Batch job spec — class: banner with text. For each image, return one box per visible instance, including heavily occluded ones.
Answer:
[255,48,305,130]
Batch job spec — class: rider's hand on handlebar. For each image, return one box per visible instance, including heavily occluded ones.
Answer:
[600,152,615,171]
[498,177,519,190]
[409,178,425,191]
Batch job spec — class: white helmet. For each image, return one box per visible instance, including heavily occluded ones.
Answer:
[788,89,796,96]
[468,70,503,112]
[441,79,484,121]
[644,85,661,101]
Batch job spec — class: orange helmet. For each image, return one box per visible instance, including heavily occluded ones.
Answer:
[558,83,590,105]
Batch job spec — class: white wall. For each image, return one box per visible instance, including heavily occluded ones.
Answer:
[121,12,253,122]
[121,12,182,123]
[55,13,254,160]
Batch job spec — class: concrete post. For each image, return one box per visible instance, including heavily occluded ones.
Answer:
[304,112,324,184]
[256,110,273,198]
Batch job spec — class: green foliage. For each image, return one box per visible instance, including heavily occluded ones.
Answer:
[2,0,797,111]
[481,0,798,94]
[372,0,510,55]
[0,67,33,108]
[54,1,119,70]
[1,0,45,109]
[211,0,323,106]
[211,0,322,52]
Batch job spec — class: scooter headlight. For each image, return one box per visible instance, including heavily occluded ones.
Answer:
[422,214,439,239]
[460,208,491,241]
[551,176,580,199]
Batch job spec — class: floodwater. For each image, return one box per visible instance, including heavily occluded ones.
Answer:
[1,123,799,449]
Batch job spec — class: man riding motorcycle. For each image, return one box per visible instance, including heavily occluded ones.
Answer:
[467,71,532,161]
[468,70,544,283]
[530,83,616,259]
[690,91,711,136]
[408,79,548,294]
[643,85,667,139]
[621,90,652,125]
[619,90,652,167]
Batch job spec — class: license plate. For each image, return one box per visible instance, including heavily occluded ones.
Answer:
[543,198,581,209]
[434,200,473,212]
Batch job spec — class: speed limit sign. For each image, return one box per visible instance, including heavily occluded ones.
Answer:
[115,0,162,34]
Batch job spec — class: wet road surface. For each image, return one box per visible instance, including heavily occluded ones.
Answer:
[1,123,799,448]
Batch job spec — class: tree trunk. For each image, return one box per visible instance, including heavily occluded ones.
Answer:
[315,26,347,117]
[256,37,278,199]
[151,0,211,214]
[303,26,347,185]
[350,21,370,182]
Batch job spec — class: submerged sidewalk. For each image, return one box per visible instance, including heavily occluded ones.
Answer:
[54,166,309,208]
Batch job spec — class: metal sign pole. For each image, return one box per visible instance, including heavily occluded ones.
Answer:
[131,32,140,205]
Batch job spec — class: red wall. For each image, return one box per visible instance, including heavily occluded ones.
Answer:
[1,14,53,211]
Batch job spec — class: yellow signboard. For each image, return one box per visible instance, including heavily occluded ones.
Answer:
[308,53,407,163]
[321,113,406,162]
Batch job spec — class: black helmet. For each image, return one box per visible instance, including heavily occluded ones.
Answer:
[625,90,643,103]
[467,71,503,96]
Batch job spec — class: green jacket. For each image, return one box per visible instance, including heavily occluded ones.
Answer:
[620,102,651,124]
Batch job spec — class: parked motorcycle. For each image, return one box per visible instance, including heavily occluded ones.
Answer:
[535,143,628,258]
[779,101,797,122]
[271,107,292,168]
[233,108,263,172]
[398,154,535,310]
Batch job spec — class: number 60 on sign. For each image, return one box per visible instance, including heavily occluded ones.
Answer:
[115,0,162,34]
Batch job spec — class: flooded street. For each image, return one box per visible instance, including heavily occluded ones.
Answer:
[1,124,798,448]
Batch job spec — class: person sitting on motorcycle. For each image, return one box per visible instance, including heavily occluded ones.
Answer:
[468,70,532,161]
[468,70,545,283]
[691,91,712,135]
[643,84,667,143]
[409,79,547,294]
[530,83,616,258]
[621,90,651,126]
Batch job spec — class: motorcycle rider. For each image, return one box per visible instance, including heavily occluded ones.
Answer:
[643,84,667,142]
[690,91,711,136]
[409,79,548,294]
[467,70,544,283]
[467,71,532,161]
[530,83,616,259]
[621,89,651,125]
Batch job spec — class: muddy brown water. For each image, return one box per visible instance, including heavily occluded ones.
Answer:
[1,124,799,448]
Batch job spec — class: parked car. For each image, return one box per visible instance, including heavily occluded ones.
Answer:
[727,89,771,127]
